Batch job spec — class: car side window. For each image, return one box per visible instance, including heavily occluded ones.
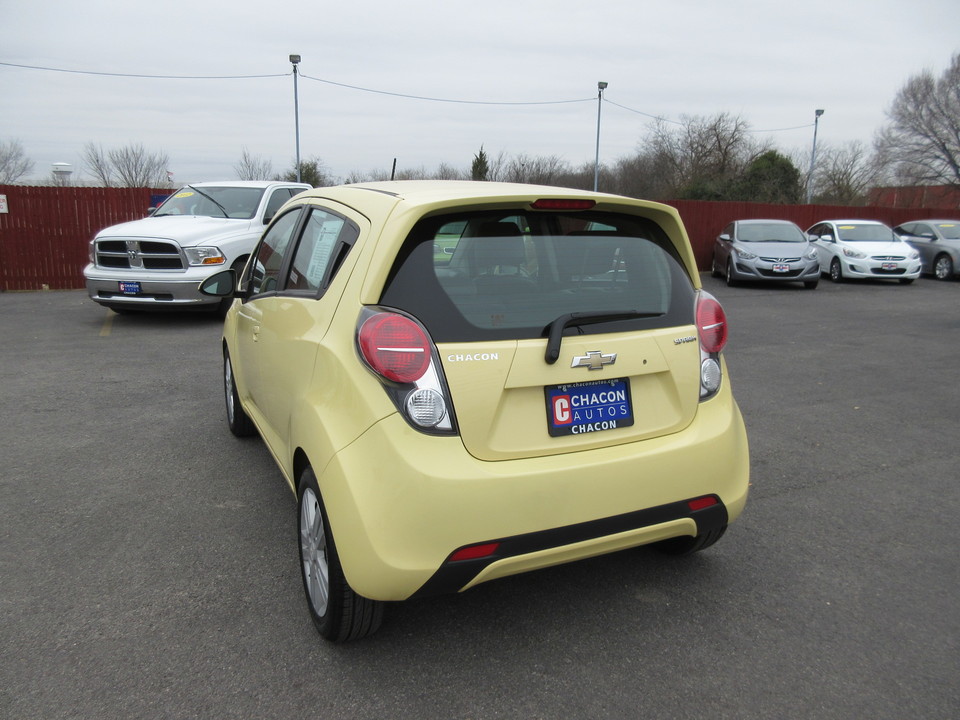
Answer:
[285,208,358,293]
[264,188,297,224]
[248,209,302,295]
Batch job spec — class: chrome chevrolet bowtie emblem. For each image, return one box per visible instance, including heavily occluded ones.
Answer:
[571,350,617,370]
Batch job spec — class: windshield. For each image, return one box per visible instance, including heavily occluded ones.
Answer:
[836,224,897,242]
[935,223,960,240]
[380,209,695,343]
[738,222,805,243]
[154,187,265,219]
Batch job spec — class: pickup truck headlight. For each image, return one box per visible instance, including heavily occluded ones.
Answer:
[184,247,226,266]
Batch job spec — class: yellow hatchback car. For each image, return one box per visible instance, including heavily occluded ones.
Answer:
[200,181,749,641]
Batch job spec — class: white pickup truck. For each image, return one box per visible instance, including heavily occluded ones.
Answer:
[83,180,310,313]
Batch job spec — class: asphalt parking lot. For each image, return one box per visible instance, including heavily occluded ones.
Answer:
[2,277,958,719]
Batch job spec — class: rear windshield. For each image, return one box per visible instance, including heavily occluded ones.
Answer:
[379,209,696,342]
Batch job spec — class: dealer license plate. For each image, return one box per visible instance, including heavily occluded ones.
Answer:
[882,262,899,271]
[773,264,790,273]
[545,377,634,437]
[118,281,141,295]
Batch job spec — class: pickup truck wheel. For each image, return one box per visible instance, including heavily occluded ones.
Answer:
[224,350,256,437]
[298,467,384,642]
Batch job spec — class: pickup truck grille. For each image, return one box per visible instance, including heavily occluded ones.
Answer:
[95,239,184,270]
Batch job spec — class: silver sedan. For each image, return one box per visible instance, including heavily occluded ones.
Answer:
[894,220,960,280]
[712,219,821,289]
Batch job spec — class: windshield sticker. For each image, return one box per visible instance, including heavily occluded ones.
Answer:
[174,191,195,199]
[838,225,856,229]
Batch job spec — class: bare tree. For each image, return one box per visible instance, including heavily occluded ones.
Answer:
[234,147,273,180]
[82,143,114,186]
[640,113,762,199]
[82,142,169,187]
[876,53,960,188]
[0,138,35,184]
[504,154,570,184]
[813,141,884,205]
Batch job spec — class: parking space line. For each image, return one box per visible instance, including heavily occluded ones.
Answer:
[99,311,114,337]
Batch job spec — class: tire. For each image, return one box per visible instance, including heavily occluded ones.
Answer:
[711,254,721,278]
[653,525,727,556]
[934,254,954,280]
[725,260,737,287]
[224,350,256,437]
[298,467,384,642]
[829,258,843,283]
[803,280,819,290]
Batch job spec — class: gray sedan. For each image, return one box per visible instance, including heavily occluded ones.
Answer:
[893,219,960,280]
[712,219,821,288]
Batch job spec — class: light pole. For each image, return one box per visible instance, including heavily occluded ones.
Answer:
[806,108,824,204]
[594,81,608,192]
[290,54,302,183]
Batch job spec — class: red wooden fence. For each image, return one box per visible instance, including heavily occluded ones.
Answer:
[1,185,957,292]
[0,186,167,291]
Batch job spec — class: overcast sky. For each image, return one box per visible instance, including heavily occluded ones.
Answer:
[1,0,958,185]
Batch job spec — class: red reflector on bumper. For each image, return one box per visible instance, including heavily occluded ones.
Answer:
[688,496,718,512]
[449,543,500,562]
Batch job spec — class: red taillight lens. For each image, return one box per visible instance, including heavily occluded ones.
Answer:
[530,198,596,210]
[358,313,431,383]
[696,294,728,354]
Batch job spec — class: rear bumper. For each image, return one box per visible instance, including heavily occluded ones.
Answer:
[315,382,749,601]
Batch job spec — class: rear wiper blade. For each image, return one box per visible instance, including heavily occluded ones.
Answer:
[544,310,663,364]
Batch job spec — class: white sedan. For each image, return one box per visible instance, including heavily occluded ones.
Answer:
[807,219,921,284]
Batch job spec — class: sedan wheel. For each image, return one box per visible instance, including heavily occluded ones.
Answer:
[934,254,954,280]
[725,260,737,287]
[829,258,843,283]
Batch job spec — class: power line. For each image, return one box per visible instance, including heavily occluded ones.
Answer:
[298,72,594,106]
[2,59,816,132]
[0,60,285,80]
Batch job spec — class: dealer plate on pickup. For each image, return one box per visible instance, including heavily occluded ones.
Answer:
[545,377,634,437]
[118,281,141,295]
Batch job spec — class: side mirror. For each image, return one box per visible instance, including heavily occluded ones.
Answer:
[199,269,237,298]
[821,234,835,243]
[719,233,731,242]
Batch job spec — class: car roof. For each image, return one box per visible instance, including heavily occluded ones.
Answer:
[816,219,887,225]
[298,179,665,208]
[735,219,799,225]
[899,219,960,224]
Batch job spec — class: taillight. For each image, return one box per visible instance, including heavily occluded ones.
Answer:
[696,292,727,400]
[356,308,457,434]
[358,313,431,383]
[530,198,596,210]
[696,293,728,354]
